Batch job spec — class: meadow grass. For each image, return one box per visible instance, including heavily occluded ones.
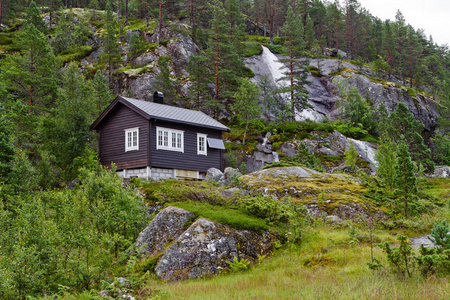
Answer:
[148,226,449,300]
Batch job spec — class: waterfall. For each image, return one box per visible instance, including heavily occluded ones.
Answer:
[261,46,288,86]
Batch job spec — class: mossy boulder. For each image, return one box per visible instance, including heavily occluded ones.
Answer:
[134,206,195,257]
[154,218,275,281]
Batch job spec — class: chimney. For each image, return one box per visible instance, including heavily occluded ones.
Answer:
[153,91,164,104]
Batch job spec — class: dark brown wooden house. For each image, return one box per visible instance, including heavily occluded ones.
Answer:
[90,95,230,180]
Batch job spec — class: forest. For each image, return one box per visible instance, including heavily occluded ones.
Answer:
[0,0,449,299]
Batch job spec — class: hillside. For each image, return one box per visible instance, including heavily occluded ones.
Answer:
[0,1,450,299]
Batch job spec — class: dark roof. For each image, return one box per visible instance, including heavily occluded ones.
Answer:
[90,96,230,132]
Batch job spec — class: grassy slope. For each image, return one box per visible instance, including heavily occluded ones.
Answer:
[140,178,450,299]
[150,226,450,299]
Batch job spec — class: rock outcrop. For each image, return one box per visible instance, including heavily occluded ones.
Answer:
[134,206,274,281]
[134,206,195,256]
[155,218,275,281]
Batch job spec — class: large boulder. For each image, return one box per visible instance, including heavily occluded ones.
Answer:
[154,218,275,281]
[429,166,450,178]
[205,168,224,182]
[134,206,195,257]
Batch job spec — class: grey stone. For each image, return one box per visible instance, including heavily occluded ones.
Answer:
[117,277,131,288]
[154,218,275,281]
[280,142,298,157]
[221,167,243,185]
[134,206,195,257]
[429,166,450,178]
[205,168,224,182]
[332,203,369,220]
[326,215,343,223]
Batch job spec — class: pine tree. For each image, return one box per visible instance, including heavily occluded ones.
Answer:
[187,52,212,110]
[207,4,242,114]
[0,104,15,183]
[278,6,310,119]
[345,140,358,171]
[39,63,96,180]
[26,1,47,34]
[128,33,145,66]
[92,71,114,114]
[154,56,177,104]
[387,102,433,172]
[394,141,418,217]
[232,80,261,145]
[101,0,122,85]
[304,13,316,50]
[0,23,58,110]
[375,134,397,189]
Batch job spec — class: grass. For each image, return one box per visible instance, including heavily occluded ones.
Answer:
[148,225,450,299]
[123,18,157,33]
[169,201,269,232]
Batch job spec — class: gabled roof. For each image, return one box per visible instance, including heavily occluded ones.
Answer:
[90,96,230,132]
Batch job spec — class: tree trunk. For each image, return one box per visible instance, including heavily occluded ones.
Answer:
[117,0,120,24]
[146,0,149,27]
[269,0,274,44]
[0,0,3,26]
[158,1,163,44]
[124,0,129,25]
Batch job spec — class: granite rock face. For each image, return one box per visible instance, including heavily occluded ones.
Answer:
[134,206,195,257]
[154,218,275,281]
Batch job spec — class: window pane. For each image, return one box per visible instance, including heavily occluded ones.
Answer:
[133,131,137,146]
[127,132,132,147]
[158,130,162,146]
[164,131,168,147]
[172,132,176,148]
[177,133,182,148]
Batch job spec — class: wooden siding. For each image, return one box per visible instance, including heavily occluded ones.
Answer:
[98,103,148,170]
[150,120,222,172]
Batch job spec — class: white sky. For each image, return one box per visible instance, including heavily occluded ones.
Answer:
[353,0,450,46]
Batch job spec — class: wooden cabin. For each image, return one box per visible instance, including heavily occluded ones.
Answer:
[90,94,230,180]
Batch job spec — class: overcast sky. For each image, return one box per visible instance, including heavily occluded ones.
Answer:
[354,0,450,46]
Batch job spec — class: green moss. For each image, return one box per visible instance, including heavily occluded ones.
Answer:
[57,45,94,64]
[242,66,255,78]
[0,33,13,45]
[329,68,356,77]
[170,202,269,232]
[123,18,157,33]
[243,42,263,57]
[406,87,417,97]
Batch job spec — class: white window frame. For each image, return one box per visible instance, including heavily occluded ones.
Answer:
[197,133,207,156]
[156,127,184,152]
[125,127,139,152]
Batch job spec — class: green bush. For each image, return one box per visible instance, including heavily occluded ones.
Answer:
[243,42,262,57]
[241,196,290,224]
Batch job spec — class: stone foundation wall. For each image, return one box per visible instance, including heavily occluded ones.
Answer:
[118,167,176,180]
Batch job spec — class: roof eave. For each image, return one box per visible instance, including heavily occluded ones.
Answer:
[90,96,151,130]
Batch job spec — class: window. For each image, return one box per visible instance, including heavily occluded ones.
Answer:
[197,133,207,155]
[156,127,184,152]
[125,128,139,151]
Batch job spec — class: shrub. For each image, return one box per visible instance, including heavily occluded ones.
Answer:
[226,256,250,272]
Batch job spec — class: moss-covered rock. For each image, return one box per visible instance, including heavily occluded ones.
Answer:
[154,218,275,281]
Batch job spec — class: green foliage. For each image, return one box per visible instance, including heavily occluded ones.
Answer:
[128,33,146,65]
[226,256,250,272]
[0,104,15,183]
[381,235,415,277]
[336,85,376,134]
[429,220,450,250]
[100,0,121,81]
[154,56,177,104]
[51,12,92,54]
[243,42,262,57]
[345,141,358,171]
[241,196,290,224]
[394,141,419,216]
[385,102,433,172]
[232,79,261,145]
[57,45,94,64]
[285,141,324,172]
[0,166,147,298]
[431,132,450,165]
[375,135,397,189]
